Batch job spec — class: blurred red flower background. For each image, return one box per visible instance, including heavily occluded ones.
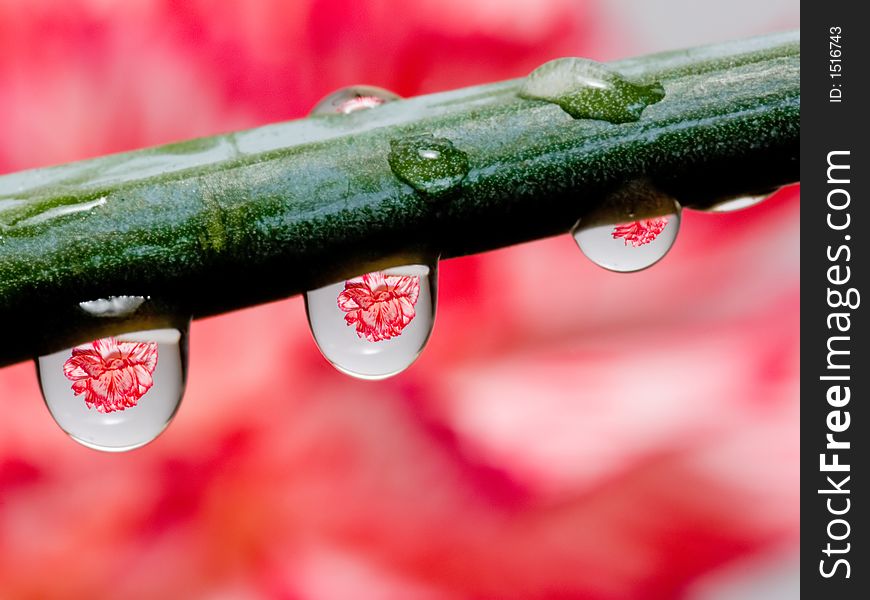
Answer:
[0,1,799,598]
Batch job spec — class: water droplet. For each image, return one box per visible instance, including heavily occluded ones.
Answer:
[573,214,681,272]
[520,58,665,123]
[698,194,769,213]
[37,327,189,452]
[310,85,401,115]
[305,263,437,380]
[572,184,681,272]
[388,134,469,196]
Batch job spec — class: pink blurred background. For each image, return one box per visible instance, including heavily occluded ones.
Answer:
[0,1,799,598]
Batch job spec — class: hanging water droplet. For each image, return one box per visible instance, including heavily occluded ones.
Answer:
[698,194,770,213]
[305,263,437,380]
[573,213,681,272]
[37,326,189,452]
[520,57,665,123]
[388,134,469,196]
[572,183,681,272]
[310,85,401,115]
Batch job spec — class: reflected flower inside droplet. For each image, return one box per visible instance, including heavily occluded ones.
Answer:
[337,272,421,342]
[39,327,187,452]
[63,337,158,413]
[611,217,668,247]
[309,85,401,116]
[337,95,389,114]
[306,264,436,380]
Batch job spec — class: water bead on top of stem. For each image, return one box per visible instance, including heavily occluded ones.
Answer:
[520,57,665,123]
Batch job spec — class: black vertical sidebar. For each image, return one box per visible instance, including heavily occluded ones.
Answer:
[802,1,868,597]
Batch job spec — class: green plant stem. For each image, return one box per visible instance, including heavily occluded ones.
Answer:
[0,31,799,367]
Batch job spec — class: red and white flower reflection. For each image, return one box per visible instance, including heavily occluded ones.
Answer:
[337,272,421,342]
[62,337,159,413]
[611,217,669,247]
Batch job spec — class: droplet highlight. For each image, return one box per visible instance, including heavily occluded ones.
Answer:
[37,327,189,452]
[310,85,401,115]
[699,194,770,213]
[388,134,469,196]
[305,264,437,380]
[79,295,147,318]
[520,57,665,123]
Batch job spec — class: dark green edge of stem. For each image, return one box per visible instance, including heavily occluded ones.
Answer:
[0,31,799,367]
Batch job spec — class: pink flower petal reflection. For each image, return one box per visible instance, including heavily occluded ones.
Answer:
[337,272,421,342]
[62,337,159,413]
[338,96,388,114]
[612,217,669,247]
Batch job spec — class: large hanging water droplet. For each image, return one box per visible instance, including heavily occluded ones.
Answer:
[572,183,681,272]
[310,85,401,115]
[305,263,437,380]
[37,326,189,452]
[520,57,665,123]
[388,134,469,196]
[573,213,681,272]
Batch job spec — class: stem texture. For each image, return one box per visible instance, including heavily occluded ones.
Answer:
[0,31,799,366]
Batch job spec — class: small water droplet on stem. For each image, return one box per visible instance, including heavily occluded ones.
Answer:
[388,134,469,196]
[310,85,401,115]
[520,57,665,123]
